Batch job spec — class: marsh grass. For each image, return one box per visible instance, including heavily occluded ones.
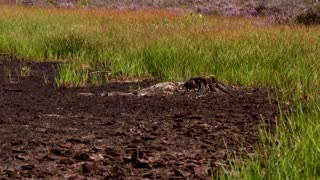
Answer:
[4,67,14,83]
[55,62,89,88]
[0,5,320,179]
[43,72,50,85]
[18,64,31,77]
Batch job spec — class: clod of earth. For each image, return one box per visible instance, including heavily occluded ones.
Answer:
[124,150,151,169]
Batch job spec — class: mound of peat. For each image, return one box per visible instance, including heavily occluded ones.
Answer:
[0,57,278,179]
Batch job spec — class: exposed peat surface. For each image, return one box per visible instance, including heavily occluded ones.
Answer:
[0,56,279,179]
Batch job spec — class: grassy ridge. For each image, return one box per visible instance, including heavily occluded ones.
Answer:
[0,5,320,179]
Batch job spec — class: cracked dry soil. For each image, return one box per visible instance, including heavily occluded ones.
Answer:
[0,57,278,179]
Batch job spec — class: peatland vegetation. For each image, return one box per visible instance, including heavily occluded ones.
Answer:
[0,5,319,179]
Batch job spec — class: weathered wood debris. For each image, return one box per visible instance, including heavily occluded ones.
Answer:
[100,75,229,97]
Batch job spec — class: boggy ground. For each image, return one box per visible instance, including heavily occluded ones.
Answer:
[0,56,278,179]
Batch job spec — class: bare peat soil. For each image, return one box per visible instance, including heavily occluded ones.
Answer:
[0,57,278,179]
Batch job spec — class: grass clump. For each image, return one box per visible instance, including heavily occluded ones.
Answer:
[117,38,217,80]
[55,62,89,88]
[217,101,320,179]
[42,31,102,60]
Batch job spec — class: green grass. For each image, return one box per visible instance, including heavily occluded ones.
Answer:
[0,5,320,179]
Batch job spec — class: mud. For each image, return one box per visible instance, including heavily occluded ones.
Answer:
[0,57,278,179]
